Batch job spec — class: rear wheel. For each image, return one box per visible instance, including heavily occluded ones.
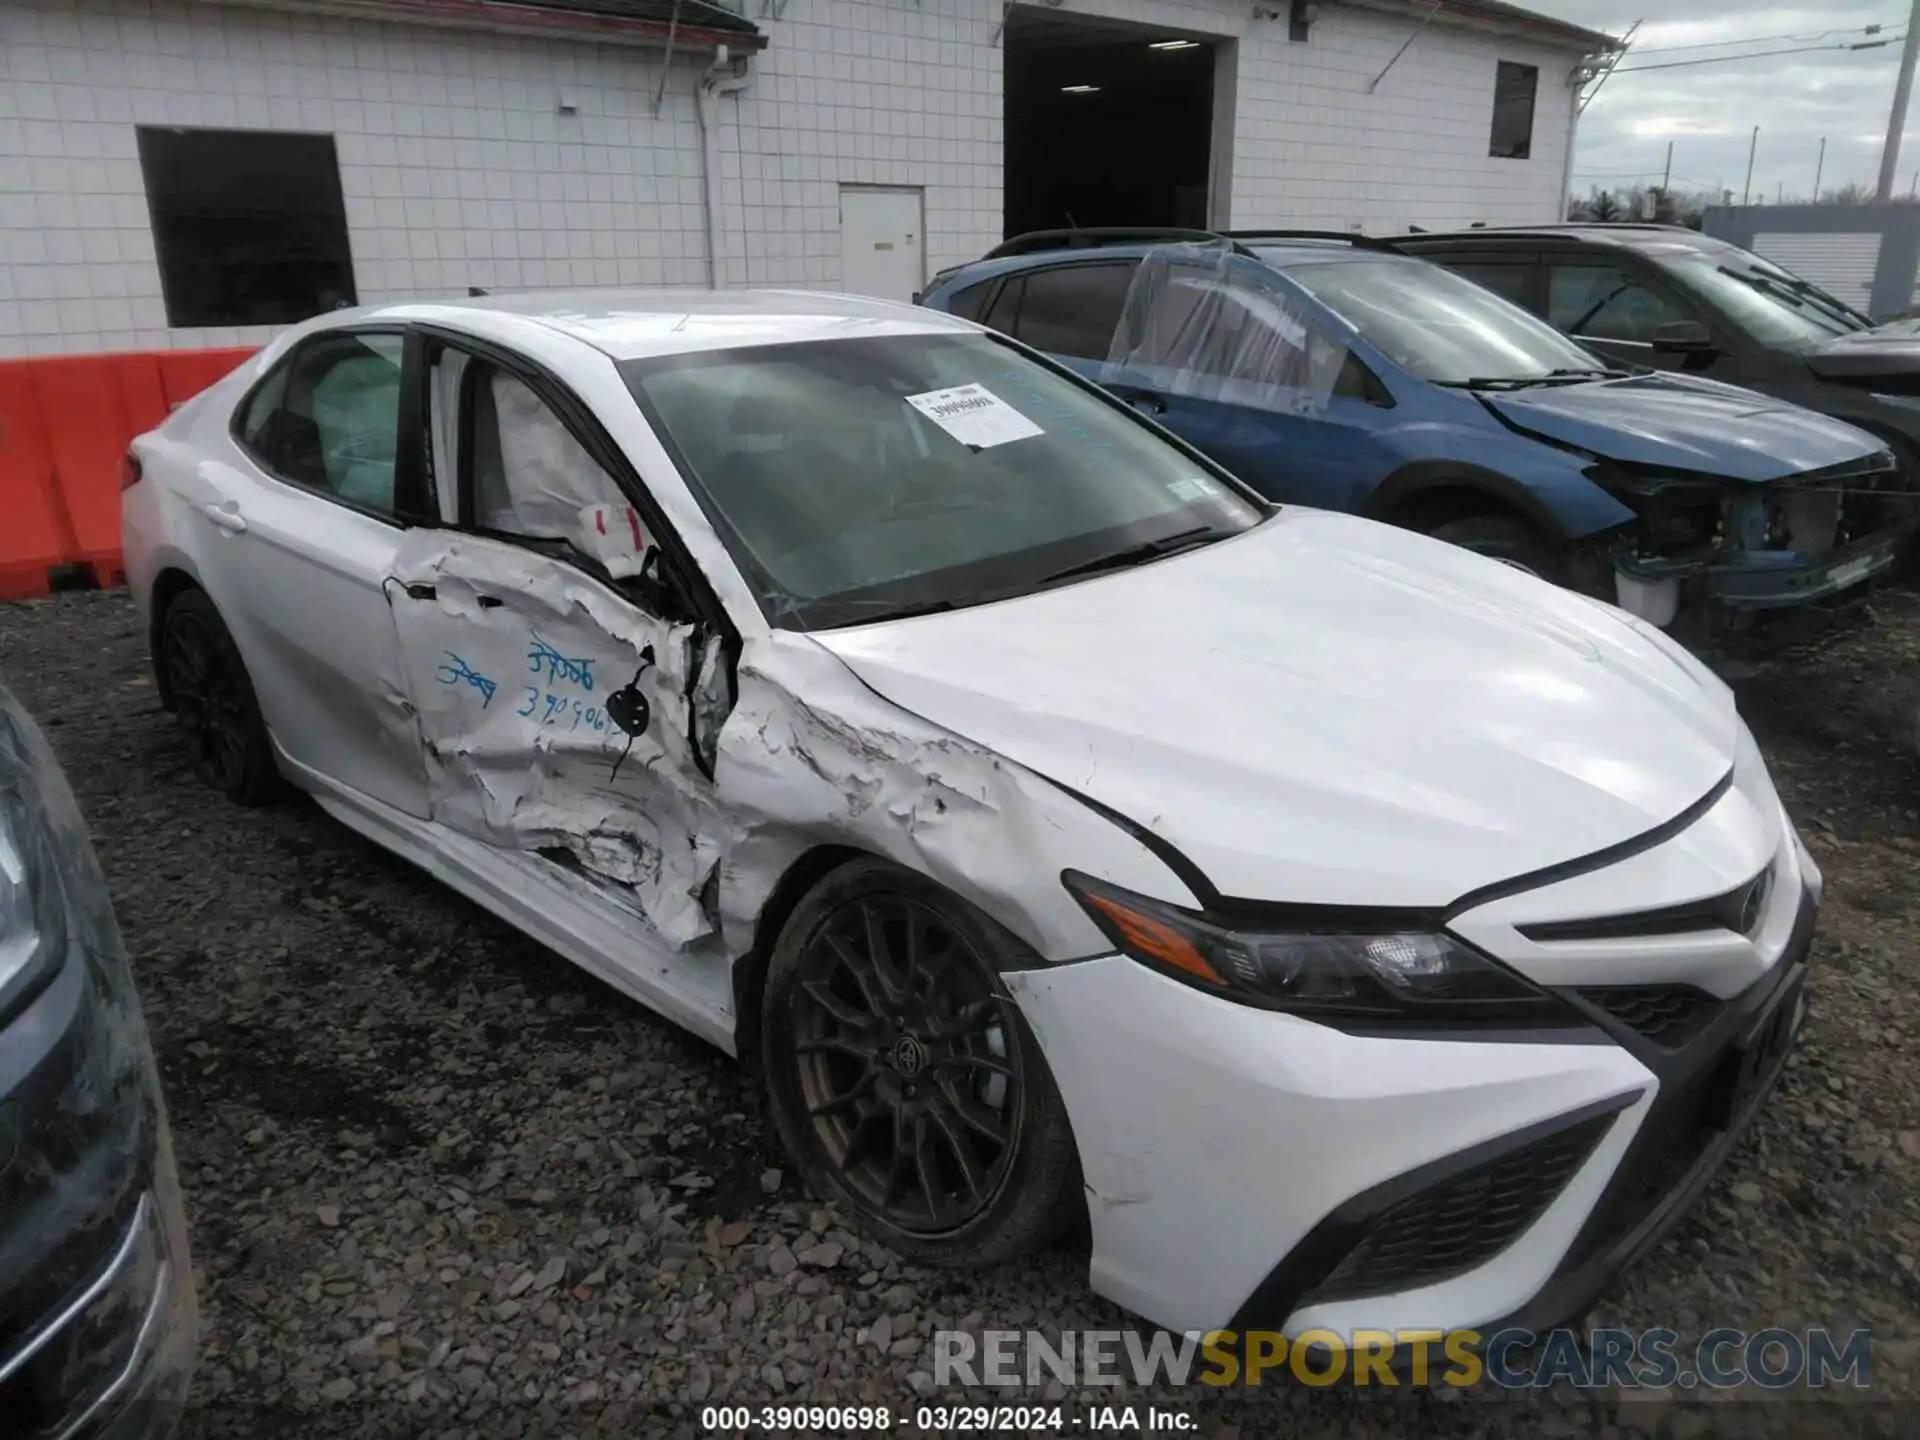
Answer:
[161,590,281,805]
[1428,514,1565,582]
[761,858,1082,1267]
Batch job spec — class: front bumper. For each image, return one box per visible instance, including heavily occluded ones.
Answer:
[1615,528,1905,662]
[0,1165,197,1440]
[0,945,196,1440]
[1009,773,1813,1338]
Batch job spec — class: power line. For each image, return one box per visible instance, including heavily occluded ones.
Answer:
[1627,24,1893,58]
[1610,37,1902,75]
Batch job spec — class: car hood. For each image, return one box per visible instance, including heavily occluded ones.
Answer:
[1480,370,1885,480]
[1800,320,1920,380]
[814,511,1739,909]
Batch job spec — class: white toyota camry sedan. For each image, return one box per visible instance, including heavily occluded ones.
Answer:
[123,290,1816,1341]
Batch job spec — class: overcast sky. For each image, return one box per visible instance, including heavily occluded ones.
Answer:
[1527,1,1916,203]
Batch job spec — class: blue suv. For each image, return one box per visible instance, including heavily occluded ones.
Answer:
[919,229,1913,656]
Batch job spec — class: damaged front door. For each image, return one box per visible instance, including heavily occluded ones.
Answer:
[386,346,738,949]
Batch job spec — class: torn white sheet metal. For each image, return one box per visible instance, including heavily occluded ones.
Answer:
[1101,242,1347,416]
[389,530,724,948]
[484,373,655,579]
[387,531,1191,968]
[711,631,1197,964]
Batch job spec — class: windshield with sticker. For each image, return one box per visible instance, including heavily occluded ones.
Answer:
[621,333,1265,630]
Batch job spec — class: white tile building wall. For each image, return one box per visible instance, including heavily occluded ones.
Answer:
[0,0,1594,357]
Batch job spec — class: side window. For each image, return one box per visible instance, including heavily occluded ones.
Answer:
[1333,352,1390,405]
[1489,61,1537,159]
[982,276,1025,335]
[1448,260,1536,310]
[445,354,669,594]
[1012,263,1136,360]
[237,361,291,456]
[244,331,405,513]
[944,280,995,323]
[1548,263,1686,343]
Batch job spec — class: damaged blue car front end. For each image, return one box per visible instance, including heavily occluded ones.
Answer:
[0,678,196,1440]
[1500,374,1919,657]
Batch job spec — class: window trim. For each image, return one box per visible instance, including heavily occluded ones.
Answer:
[412,325,735,643]
[227,324,430,528]
[1489,60,1539,161]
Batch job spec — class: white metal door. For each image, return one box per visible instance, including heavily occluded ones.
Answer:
[840,186,923,302]
[1751,232,1882,311]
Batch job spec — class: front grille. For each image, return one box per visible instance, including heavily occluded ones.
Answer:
[1305,1112,1616,1303]
[1519,869,1770,943]
[1577,984,1724,1049]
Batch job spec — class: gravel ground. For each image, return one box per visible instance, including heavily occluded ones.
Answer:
[2,588,1916,1439]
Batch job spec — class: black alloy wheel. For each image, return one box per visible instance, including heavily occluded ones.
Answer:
[793,892,1021,1231]
[161,590,281,804]
[762,859,1081,1266]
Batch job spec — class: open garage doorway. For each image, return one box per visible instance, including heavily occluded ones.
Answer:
[1004,8,1227,238]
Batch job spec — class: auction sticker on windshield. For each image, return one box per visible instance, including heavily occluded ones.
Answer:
[905,383,1044,449]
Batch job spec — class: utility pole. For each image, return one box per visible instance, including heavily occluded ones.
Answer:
[1876,0,1920,200]
[1815,137,1827,199]
[1662,140,1673,190]
[1743,126,1759,205]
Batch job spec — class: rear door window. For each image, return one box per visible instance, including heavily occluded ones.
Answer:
[1445,258,1539,310]
[1548,263,1687,343]
[982,276,1025,335]
[240,331,407,514]
[1010,262,1136,360]
[943,280,995,323]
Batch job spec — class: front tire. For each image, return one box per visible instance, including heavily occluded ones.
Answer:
[160,589,282,805]
[1428,514,1565,582]
[761,858,1082,1268]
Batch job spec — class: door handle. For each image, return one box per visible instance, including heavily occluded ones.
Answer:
[202,502,248,534]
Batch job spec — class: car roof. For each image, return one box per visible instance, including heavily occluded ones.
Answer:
[1398,225,1737,258]
[331,288,971,361]
[1245,242,1404,269]
[933,239,1414,292]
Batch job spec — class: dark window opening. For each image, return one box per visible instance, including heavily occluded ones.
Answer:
[1007,263,1136,359]
[1004,14,1216,237]
[137,126,357,328]
[1489,62,1538,160]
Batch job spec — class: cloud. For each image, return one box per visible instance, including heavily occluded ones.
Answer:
[1526,1,1911,201]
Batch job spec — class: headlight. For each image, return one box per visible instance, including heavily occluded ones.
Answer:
[1062,872,1576,1028]
[0,696,78,1019]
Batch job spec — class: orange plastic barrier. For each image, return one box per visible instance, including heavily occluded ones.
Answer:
[0,346,255,600]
